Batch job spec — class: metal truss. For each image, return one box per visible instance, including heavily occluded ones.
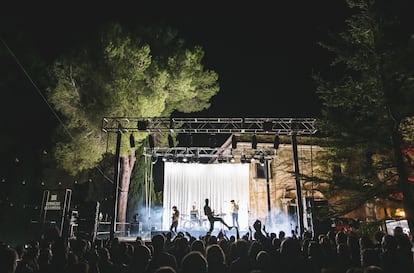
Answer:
[102,117,317,135]
[144,146,277,160]
[104,117,316,238]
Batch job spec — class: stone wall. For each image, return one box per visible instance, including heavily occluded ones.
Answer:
[236,141,325,230]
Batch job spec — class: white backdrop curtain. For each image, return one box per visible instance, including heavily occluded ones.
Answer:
[162,162,250,231]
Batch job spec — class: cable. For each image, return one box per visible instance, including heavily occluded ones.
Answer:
[1,37,73,139]
[0,36,114,184]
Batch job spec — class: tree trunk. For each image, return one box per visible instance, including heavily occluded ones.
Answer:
[117,152,136,234]
[392,129,414,238]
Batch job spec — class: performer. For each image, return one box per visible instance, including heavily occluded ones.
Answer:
[203,198,232,233]
[190,203,199,221]
[230,200,239,228]
[170,206,179,234]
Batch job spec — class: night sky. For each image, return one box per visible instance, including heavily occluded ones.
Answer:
[2,0,413,175]
[2,1,413,165]
[1,1,353,122]
[3,1,414,123]
[0,1,353,205]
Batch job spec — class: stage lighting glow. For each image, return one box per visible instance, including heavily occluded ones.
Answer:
[162,162,250,231]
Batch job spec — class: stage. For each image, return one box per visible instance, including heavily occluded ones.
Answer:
[97,221,245,242]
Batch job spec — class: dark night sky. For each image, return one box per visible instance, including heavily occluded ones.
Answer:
[1,0,412,148]
[1,1,352,122]
[0,0,353,190]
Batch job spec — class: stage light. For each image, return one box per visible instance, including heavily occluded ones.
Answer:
[148,135,155,148]
[180,134,193,147]
[230,149,236,163]
[218,155,225,163]
[290,121,300,131]
[129,134,135,148]
[263,121,273,133]
[168,134,174,148]
[182,148,189,162]
[232,135,237,149]
[240,154,248,164]
[193,156,200,163]
[187,134,193,147]
[259,155,265,166]
[151,154,158,164]
[209,134,217,148]
[274,134,280,149]
[137,120,148,130]
[252,134,257,149]
[193,150,200,163]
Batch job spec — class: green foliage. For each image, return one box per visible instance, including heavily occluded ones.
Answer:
[314,0,393,149]
[312,0,414,217]
[47,22,219,175]
[128,145,150,200]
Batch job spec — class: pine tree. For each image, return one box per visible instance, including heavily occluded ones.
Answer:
[47,22,220,226]
[312,0,414,233]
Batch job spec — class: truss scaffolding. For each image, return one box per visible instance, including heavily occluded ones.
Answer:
[144,146,276,161]
[102,117,318,239]
[102,117,317,160]
[102,117,317,135]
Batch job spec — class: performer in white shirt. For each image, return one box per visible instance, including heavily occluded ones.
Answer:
[230,200,239,229]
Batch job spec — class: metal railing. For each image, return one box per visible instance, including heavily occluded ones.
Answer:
[96,221,142,238]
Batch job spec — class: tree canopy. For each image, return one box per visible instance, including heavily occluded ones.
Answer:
[312,0,414,221]
[47,22,220,175]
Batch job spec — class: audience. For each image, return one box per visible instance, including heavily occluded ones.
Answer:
[0,222,412,273]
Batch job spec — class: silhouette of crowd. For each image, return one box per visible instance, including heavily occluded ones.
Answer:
[1,219,413,273]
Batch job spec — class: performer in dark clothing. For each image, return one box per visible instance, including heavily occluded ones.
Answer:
[203,198,232,233]
[170,206,179,234]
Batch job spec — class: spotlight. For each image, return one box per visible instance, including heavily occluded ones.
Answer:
[129,134,135,148]
[240,155,253,163]
[168,134,174,148]
[137,120,148,130]
[180,134,193,147]
[259,156,265,167]
[232,135,237,149]
[193,150,200,163]
[148,135,155,148]
[241,154,248,164]
[209,134,217,148]
[218,155,225,163]
[151,154,158,164]
[193,156,200,163]
[187,134,193,147]
[290,121,300,131]
[262,121,273,133]
[252,134,257,149]
[274,134,280,149]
